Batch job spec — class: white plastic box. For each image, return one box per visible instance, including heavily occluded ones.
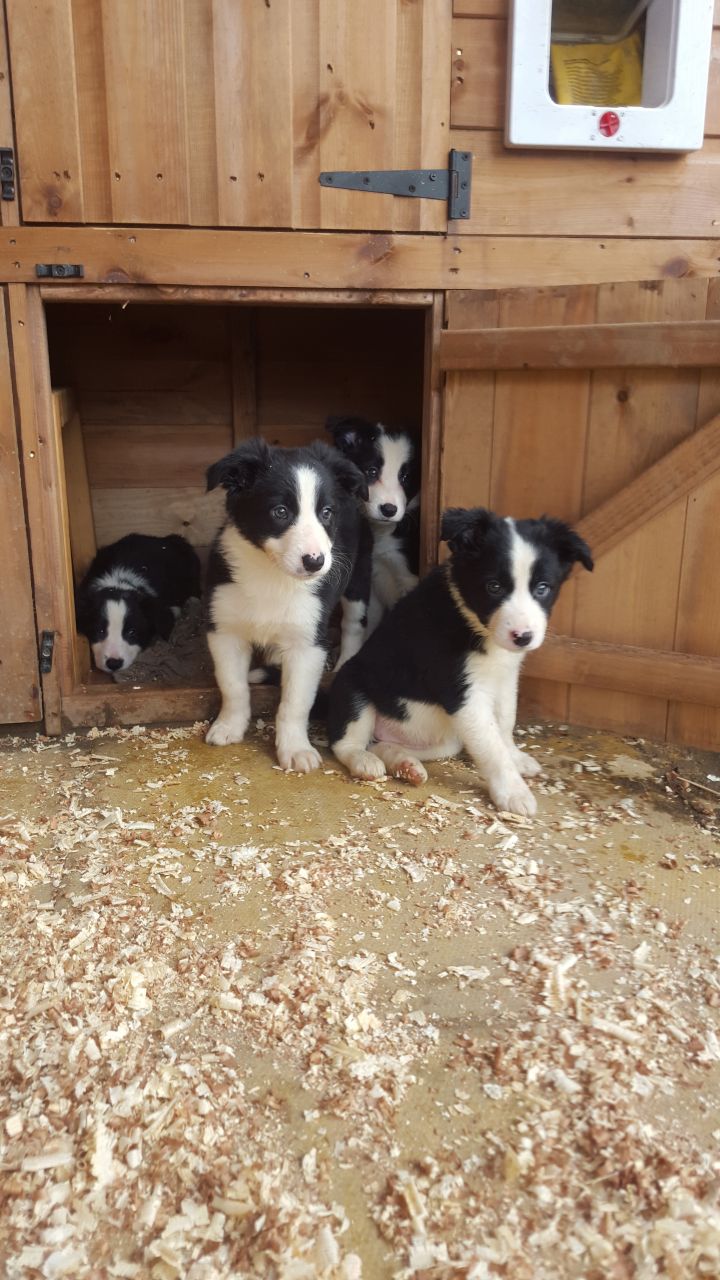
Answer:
[506,0,715,152]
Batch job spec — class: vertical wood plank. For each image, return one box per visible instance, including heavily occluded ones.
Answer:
[394,0,451,233]
[183,0,219,226]
[491,286,596,722]
[8,286,65,730]
[62,404,97,585]
[316,0,397,230]
[441,291,499,514]
[291,0,323,229]
[71,0,112,222]
[6,0,84,221]
[0,0,19,227]
[212,0,293,227]
[420,293,445,572]
[102,0,190,223]
[0,287,41,722]
[570,278,708,739]
[231,311,257,444]
[667,278,720,749]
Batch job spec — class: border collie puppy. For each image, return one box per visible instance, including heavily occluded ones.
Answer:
[328,508,593,817]
[327,416,420,636]
[76,534,201,674]
[204,437,368,773]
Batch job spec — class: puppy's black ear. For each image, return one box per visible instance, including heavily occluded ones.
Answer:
[441,507,497,555]
[206,438,271,494]
[326,415,379,455]
[310,441,369,501]
[539,518,594,572]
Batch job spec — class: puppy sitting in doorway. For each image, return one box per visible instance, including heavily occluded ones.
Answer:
[204,437,368,772]
[327,416,420,651]
[328,507,593,816]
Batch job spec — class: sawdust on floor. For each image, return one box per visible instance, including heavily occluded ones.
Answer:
[1,718,719,1279]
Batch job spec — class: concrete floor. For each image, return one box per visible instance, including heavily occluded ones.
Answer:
[1,718,719,1278]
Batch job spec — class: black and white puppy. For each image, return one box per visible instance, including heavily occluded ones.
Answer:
[204,438,369,773]
[327,416,420,641]
[76,533,201,673]
[328,508,593,817]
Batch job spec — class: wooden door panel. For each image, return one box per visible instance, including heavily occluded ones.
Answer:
[6,0,451,231]
[0,287,41,723]
[440,281,720,749]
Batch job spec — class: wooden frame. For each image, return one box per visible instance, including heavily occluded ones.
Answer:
[2,228,720,293]
[439,321,720,370]
[24,282,439,731]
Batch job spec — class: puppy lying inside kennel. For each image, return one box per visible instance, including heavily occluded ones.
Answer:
[44,297,428,727]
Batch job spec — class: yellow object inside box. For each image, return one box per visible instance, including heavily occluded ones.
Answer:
[551,31,643,106]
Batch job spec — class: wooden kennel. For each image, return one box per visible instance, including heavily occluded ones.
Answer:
[0,0,718,749]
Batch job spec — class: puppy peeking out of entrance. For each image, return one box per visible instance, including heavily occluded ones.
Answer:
[204,437,368,773]
[328,508,593,817]
[76,534,201,674]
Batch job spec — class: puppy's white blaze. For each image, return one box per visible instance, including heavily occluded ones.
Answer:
[489,519,547,653]
[92,599,140,671]
[367,434,412,523]
[264,465,332,579]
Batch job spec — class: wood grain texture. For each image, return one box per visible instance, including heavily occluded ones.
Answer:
[419,293,444,571]
[441,290,499,516]
[439,321,720,370]
[6,0,84,220]
[577,410,720,563]
[6,0,450,231]
[570,278,708,738]
[667,277,720,749]
[0,287,41,722]
[102,0,190,223]
[0,0,19,227]
[61,403,97,584]
[527,636,720,708]
[451,17,505,131]
[4,228,720,291]
[493,286,596,720]
[452,132,720,238]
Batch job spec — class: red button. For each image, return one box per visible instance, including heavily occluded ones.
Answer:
[598,110,620,137]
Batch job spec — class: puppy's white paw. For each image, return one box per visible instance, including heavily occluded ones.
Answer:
[513,749,542,779]
[206,714,249,747]
[277,744,322,774]
[346,750,387,781]
[490,775,537,818]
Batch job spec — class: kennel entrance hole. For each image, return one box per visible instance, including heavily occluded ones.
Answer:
[42,291,435,727]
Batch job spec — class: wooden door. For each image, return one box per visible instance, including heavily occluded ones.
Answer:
[6,0,450,232]
[439,281,720,750]
[0,287,41,723]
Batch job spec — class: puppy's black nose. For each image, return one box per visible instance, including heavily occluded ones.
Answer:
[379,503,397,518]
[302,552,325,573]
[511,630,533,648]
[105,657,123,671]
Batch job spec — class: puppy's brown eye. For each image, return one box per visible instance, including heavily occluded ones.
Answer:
[486,580,502,596]
[535,581,550,598]
[272,505,289,521]
[319,506,333,524]
[366,466,379,482]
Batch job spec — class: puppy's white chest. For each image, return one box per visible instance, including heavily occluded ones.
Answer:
[213,530,321,648]
[371,525,417,609]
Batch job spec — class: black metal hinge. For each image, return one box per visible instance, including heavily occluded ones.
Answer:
[0,147,15,200]
[39,631,55,675]
[35,263,84,279]
[319,149,472,220]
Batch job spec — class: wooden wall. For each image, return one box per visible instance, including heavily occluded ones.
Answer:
[46,302,425,559]
[449,0,720,238]
[440,278,720,751]
[5,0,450,231]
